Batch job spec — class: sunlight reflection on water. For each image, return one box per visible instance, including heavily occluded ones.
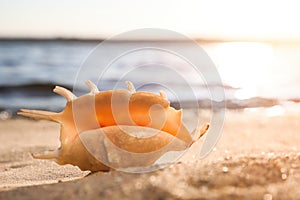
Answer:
[206,42,300,99]
[213,42,274,88]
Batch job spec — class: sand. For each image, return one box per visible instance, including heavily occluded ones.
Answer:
[0,108,300,199]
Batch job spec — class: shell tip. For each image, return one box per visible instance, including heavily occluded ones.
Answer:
[32,149,60,160]
[125,81,136,93]
[159,90,167,99]
[53,86,77,101]
[85,80,99,94]
[192,123,210,141]
[18,109,57,121]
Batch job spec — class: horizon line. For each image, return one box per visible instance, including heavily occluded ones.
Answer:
[0,36,300,44]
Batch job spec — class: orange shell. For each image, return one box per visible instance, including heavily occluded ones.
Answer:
[18,81,209,172]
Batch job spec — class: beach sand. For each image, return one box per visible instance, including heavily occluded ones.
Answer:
[0,109,300,199]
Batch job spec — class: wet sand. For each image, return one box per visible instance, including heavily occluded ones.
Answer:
[0,109,300,199]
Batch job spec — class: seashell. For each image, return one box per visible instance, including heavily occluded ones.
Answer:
[18,81,209,172]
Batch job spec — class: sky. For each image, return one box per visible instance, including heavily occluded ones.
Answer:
[1,0,300,41]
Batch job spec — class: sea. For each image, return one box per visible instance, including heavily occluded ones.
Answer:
[0,39,300,118]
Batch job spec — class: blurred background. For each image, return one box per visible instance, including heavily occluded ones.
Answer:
[1,0,300,118]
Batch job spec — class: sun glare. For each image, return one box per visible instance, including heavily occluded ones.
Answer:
[210,42,274,98]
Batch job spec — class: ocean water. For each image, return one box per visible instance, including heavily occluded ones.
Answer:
[0,40,299,117]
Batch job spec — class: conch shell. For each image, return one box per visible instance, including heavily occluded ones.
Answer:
[18,81,209,172]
